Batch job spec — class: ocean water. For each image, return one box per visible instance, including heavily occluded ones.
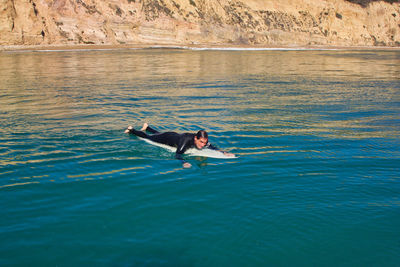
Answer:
[0,48,399,266]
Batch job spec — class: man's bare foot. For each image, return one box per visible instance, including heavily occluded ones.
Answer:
[124,125,133,134]
[141,123,149,131]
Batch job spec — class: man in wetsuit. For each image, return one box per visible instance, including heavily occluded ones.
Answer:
[125,123,235,168]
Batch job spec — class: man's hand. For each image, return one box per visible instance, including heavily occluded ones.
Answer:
[223,152,236,158]
[183,162,192,168]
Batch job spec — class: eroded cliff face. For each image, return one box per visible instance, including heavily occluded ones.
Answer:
[1,0,399,47]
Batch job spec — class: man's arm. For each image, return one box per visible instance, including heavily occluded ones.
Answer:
[206,142,235,158]
[206,142,219,150]
[176,139,192,168]
[175,152,191,168]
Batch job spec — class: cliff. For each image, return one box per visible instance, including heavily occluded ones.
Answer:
[1,0,399,48]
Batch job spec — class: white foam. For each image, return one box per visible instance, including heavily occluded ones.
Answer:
[182,46,306,51]
[149,46,340,51]
[138,137,237,159]
[4,45,340,54]
[4,47,140,53]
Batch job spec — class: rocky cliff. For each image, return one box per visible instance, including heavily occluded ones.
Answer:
[1,0,399,47]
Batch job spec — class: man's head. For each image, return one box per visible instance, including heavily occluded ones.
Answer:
[194,130,208,149]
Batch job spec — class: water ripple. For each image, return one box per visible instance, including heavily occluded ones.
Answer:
[1,49,399,266]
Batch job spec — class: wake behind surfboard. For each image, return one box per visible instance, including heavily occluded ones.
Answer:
[138,137,237,159]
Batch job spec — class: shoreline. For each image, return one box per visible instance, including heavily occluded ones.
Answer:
[1,43,400,53]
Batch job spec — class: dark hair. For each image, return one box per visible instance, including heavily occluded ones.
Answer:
[196,130,208,139]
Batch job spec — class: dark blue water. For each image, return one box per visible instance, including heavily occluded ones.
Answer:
[1,48,399,266]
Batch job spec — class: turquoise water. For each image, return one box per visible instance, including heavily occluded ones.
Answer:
[1,48,399,266]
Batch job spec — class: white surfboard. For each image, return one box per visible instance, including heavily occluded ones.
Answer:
[138,137,237,159]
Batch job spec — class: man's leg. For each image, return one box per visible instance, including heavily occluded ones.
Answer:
[125,126,149,139]
[141,123,159,134]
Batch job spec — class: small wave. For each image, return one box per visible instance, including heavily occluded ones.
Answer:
[177,46,340,51]
[3,47,140,54]
[146,45,342,51]
[4,45,340,54]
[0,181,40,189]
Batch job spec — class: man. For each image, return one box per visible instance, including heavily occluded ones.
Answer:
[125,123,235,168]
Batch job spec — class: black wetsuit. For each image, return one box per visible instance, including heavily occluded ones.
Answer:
[127,125,218,162]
